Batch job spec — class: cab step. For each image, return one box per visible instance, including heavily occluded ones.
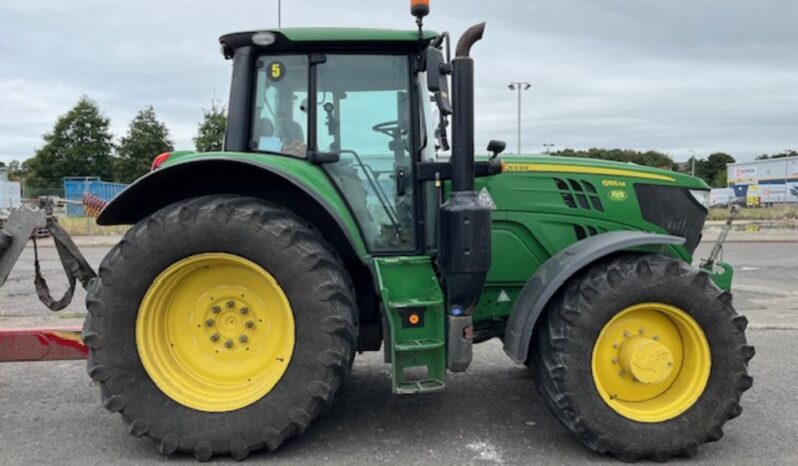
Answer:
[372,256,447,394]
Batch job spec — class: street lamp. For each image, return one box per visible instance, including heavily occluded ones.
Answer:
[508,82,531,155]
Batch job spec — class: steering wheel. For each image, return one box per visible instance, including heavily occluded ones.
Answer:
[372,120,402,138]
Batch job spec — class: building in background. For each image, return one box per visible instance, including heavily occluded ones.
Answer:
[727,156,798,205]
[0,168,22,209]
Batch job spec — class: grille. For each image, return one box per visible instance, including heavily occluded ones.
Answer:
[573,224,608,241]
[554,178,604,212]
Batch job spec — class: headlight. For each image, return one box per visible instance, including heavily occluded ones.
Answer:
[688,189,710,209]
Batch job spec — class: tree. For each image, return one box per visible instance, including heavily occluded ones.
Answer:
[25,96,114,196]
[114,106,174,183]
[193,101,226,152]
[6,160,28,181]
[757,150,797,160]
[703,152,735,188]
[552,148,677,170]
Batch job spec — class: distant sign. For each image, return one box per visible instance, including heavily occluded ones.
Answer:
[746,184,760,207]
[732,166,757,181]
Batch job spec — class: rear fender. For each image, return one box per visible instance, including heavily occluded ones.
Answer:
[502,231,686,364]
[98,157,383,350]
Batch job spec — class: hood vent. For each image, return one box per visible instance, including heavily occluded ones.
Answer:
[554,178,604,212]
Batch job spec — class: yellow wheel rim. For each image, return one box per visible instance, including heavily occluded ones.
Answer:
[591,303,710,422]
[136,253,295,412]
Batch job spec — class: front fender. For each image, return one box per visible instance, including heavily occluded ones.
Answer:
[502,231,685,364]
[98,156,368,261]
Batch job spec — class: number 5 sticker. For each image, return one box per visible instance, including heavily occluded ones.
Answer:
[268,61,285,82]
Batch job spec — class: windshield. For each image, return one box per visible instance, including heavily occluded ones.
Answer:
[251,55,309,157]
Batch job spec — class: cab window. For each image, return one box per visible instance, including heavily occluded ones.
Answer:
[251,55,309,157]
[316,54,415,252]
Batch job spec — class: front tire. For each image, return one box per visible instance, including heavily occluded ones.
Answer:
[83,196,357,461]
[531,254,754,461]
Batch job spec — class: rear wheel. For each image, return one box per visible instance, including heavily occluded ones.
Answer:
[83,196,357,461]
[531,254,754,461]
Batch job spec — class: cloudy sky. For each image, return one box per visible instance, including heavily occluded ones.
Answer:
[1,0,796,165]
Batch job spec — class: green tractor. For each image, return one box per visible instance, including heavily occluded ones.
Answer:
[83,2,752,461]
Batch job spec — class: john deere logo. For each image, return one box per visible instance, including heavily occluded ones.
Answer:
[608,190,628,202]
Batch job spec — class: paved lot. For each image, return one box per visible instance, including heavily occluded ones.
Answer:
[1,240,797,465]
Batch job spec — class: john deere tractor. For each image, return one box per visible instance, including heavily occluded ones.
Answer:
[77,2,752,461]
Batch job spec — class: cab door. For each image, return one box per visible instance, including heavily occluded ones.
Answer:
[314,54,416,252]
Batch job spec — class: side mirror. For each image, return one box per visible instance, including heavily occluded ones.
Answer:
[487,140,506,159]
[424,47,452,116]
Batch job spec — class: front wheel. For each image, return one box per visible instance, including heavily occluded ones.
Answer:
[83,196,357,461]
[531,254,754,461]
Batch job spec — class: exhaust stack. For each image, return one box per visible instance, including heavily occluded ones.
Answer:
[439,23,490,372]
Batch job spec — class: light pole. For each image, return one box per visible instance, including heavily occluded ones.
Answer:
[278,0,282,27]
[543,143,555,154]
[508,82,531,155]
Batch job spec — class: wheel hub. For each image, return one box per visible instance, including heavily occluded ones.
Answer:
[591,303,711,422]
[136,253,295,412]
[617,336,674,385]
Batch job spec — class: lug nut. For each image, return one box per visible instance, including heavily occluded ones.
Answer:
[623,330,630,337]
[653,335,660,341]
[211,305,221,314]
[205,319,215,327]
[245,320,255,329]
[619,370,626,377]
[210,333,220,342]
[638,327,645,334]
[239,335,248,343]
[611,358,618,365]
[226,300,235,308]
[224,339,233,348]
[240,307,249,315]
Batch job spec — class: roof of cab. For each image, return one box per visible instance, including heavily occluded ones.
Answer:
[219,28,438,57]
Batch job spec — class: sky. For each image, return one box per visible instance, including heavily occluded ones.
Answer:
[1,0,797,165]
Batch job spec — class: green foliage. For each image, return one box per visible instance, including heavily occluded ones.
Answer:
[6,160,28,181]
[756,150,797,160]
[114,106,174,183]
[193,101,226,152]
[551,148,677,170]
[681,152,735,187]
[24,96,114,196]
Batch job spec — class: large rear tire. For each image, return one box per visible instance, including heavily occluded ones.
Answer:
[83,196,357,461]
[531,253,754,461]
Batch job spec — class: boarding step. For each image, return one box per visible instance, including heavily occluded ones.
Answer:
[395,338,444,352]
[372,256,447,395]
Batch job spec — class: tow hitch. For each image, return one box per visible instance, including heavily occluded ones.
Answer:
[0,197,97,362]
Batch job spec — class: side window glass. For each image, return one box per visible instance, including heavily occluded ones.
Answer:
[252,55,309,157]
[316,55,415,252]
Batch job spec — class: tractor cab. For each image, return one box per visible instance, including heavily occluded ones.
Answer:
[220,28,456,253]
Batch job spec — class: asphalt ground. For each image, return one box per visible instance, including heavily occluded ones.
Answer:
[1,240,797,465]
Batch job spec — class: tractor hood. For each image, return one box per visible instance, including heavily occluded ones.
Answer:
[477,155,710,255]
[498,155,710,190]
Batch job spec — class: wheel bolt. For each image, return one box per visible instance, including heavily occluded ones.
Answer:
[224,339,233,348]
[638,327,645,334]
[211,305,221,314]
[210,333,220,342]
[240,307,249,315]
[653,335,660,341]
[226,300,235,308]
[619,370,625,377]
[623,330,630,337]
[245,320,255,329]
[611,358,618,365]
[205,319,215,327]
[239,335,248,343]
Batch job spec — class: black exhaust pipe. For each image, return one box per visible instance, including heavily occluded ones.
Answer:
[439,23,490,372]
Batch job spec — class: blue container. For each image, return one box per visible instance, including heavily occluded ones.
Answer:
[63,177,128,216]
